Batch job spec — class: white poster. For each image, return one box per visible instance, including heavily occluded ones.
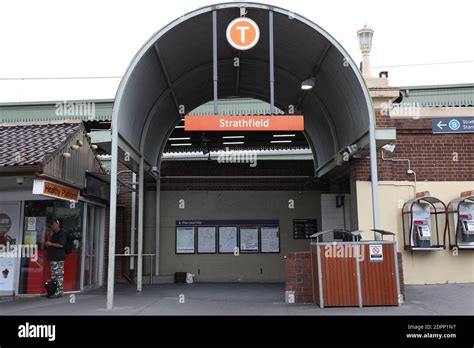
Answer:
[0,258,16,293]
[198,227,216,253]
[176,227,195,254]
[240,227,259,252]
[0,202,21,295]
[218,227,237,253]
[261,226,280,253]
[369,244,383,262]
[27,217,36,231]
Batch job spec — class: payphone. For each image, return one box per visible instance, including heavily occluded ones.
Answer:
[447,191,474,250]
[402,192,446,251]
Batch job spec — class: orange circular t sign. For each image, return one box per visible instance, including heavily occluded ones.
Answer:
[226,17,260,50]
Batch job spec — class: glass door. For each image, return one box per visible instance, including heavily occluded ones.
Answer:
[83,205,103,289]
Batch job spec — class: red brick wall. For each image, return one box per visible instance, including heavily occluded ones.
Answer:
[285,252,313,304]
[285,251,405,304]
[351,113,474,181]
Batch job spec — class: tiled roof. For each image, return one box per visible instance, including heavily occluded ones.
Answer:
[0,122,81,166]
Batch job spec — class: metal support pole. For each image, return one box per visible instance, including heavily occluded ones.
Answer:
[355,243,363,307]
[212,10,218,115]
[130,172,136,270]
[155,177,161,276]
[137,156,144,292]
[106,113,119,310]
[368,108,381,239]
[393,241,402,306]
[269,11,275,114]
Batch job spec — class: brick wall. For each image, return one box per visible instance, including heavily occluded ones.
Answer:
[351,113,474,181]
[285,252,313,303]
[285,251,405,304]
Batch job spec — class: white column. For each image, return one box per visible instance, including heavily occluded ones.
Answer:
[155,177,161,276]
[106,118,119,310]
[137,156,144,291]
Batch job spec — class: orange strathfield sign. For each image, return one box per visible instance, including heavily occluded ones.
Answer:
[32,179,80,202]
[184,115,304,131]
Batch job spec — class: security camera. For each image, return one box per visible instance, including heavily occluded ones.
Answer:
[381,143,396,153]
[16,177,24,185]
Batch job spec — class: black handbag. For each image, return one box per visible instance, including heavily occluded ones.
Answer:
[44,280,58,297]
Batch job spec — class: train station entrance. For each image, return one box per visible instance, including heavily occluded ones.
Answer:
[106,2,381,309]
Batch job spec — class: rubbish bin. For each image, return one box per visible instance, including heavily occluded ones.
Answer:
[310,230,401,308]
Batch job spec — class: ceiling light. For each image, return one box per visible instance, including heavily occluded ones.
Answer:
[301,77,315,90]
[175,125,185,129]
[170,143,192,146]
[271,140,292,143]
[70,144,79,150]
[169,137,191,141]
[223,142,244,145]
[62,152,71,158]
[272,134,295,138]
[222,135,245,139]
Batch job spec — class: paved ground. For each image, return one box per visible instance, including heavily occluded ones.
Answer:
[0,283,472,315]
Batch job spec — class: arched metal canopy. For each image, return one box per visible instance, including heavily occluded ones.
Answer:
[106,2,381,310]
[112,2,376,172]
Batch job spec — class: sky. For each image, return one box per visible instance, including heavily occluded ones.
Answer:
[0,0,473,103]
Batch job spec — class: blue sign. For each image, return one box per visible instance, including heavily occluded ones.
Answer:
[432,117,474,133]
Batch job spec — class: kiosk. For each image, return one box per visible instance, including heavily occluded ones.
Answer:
[446,191,474,250]
[402,192,446,251]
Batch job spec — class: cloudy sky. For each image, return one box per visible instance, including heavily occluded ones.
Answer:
[0,0,473,102]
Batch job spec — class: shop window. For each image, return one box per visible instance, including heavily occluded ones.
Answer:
[19,200,83,294]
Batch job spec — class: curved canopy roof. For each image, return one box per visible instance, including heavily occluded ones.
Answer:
[113,2,374,174]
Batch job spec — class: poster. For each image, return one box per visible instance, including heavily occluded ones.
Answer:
[27,217,36,231]
[0,202,20,295]
[261,226,280,253]
[24,231,37,246]
[218,227,237,253]
[176,227,195,254]
[197,227,216,253]
[240,227,259,252]
[0,258,16,293]
[369,244,383,262]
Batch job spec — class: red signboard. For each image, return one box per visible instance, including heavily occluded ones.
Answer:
[184,115,304,131]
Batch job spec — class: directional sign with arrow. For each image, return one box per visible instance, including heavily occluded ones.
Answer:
[432,117,474,134]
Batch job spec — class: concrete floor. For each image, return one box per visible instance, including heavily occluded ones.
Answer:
[0,283,472,316]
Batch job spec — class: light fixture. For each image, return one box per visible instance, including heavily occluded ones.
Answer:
[222,135,245,139]
[301,77,315,90]
[170,143,192,146]
[169,137,191,141]
[76,140,83,147]
[223,141,244,145]
[70,144,79,150]
[91,144,98,150]
[357,24,374,78]
[175,125,185,129]
[271,140,292,144]
[381,143,396,153]
[62,152,71,158]
[273,134,295,138]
